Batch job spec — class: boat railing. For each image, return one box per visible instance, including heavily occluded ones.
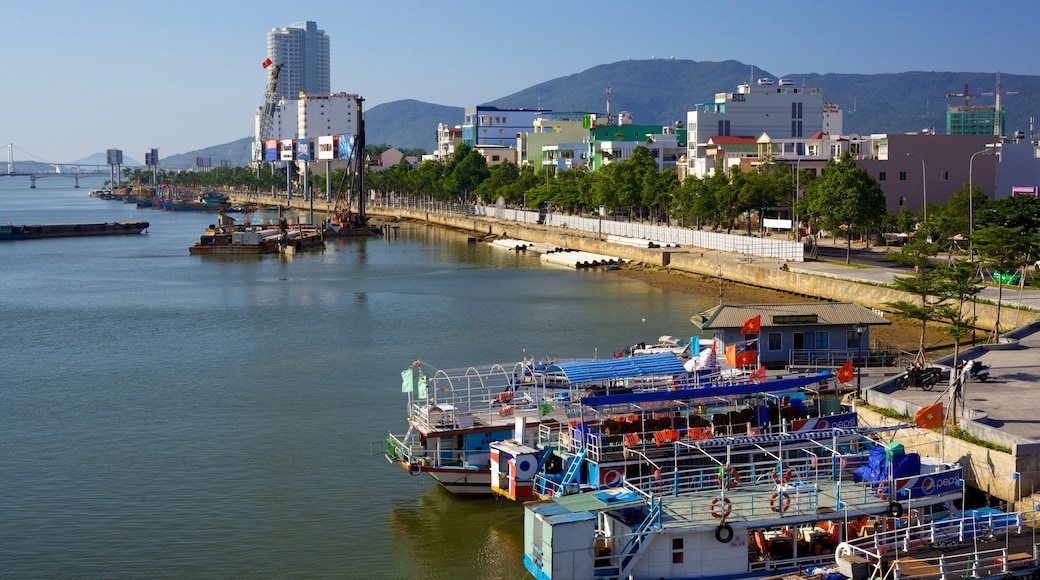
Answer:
[837,511,1036,578]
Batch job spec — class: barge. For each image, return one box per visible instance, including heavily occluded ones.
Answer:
[0,221,149,240]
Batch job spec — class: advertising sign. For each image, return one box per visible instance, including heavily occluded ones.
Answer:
[264,140,278,161]
[338,134,355,161]
[279,139,295,161]
[317,135,336,160]
[297,139,311,161]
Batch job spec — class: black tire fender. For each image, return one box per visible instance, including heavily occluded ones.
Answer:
[715,523,734,543]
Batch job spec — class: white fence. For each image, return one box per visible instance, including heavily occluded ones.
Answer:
[368,198,805,262]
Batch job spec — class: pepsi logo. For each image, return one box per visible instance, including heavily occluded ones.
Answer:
[921,477,935,494]
[817,420,828,429]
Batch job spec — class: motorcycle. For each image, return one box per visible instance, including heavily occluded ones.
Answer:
[957,359,990,382]
[897,364,942,391]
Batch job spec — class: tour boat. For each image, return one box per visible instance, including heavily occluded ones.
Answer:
[522,421,965,580]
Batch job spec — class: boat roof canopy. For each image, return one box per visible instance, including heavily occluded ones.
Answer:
[579,371,835,407]
[543,353,687,384]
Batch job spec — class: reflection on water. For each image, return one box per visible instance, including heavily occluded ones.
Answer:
[389,487,525,579]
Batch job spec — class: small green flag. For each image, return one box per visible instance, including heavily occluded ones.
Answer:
[418,375,428,399]
[401,368,413,393]
[540,402,553,416]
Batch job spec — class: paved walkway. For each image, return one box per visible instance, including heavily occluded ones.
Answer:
[865,325,1040,442]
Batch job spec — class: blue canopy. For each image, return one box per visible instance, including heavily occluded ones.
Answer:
[579,371,836,407]
[544,353,688,384]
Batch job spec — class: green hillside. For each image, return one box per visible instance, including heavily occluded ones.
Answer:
[152,59,1040,167]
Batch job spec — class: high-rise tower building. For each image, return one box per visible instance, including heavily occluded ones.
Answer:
[267,20,330,100]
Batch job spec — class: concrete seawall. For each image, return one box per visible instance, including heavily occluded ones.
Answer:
[226,194,1031,332]
[368,205,1022,333]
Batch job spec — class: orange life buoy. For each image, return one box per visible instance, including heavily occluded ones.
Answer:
[710,496,733,519]
[771,464,794,484]
[717,466,740,489]
[769,492,791,513]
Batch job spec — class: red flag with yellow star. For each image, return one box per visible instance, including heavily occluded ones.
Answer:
[836,360,854,384]
[741,315,761,335]
[915,402,943,429]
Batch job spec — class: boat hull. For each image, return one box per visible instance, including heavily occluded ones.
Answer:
[0,222,149,240]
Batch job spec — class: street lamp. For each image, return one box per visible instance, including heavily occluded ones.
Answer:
[968,147,996,258]
[854,324,867,399]
[906,153,927,222]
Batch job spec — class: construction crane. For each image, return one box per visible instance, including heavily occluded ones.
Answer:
[326,97,379,237]
[242,59,284,225]
[946,73,1040,137]
[257,60,284,158]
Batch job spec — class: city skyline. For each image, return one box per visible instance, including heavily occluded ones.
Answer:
[3,0,1040,162]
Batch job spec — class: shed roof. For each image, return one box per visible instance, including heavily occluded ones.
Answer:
[690,302,890,331]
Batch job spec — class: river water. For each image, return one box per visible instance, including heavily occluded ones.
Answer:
[0,177,728,578]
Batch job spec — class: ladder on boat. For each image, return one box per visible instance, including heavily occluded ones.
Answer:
[559,447,587,489]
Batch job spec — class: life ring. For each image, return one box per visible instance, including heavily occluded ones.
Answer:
[709,496,732,519]
[715,523,734,543]
[886,502,904,519]
[717,466,740,489]
[409,463,422,476]
[771,464,794,484]
[769,492,791,513]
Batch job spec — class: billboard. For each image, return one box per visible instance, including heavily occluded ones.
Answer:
[297,139,312,161]
[264,140,278,161]
[106,149,123,165]
[317,135,337,160]
[338,135,355,161]
[279,139,295,161]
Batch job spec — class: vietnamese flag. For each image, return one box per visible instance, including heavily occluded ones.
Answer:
[748,366,767,384]
[836,360,854,384]
[915,402,943,429]
[726,342,756,367]
[741,315,762,335]
[262,57,274,69]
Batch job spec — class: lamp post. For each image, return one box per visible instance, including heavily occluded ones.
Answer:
[854,324,867,400]
[906,153,927,222]
[967,148,994,257]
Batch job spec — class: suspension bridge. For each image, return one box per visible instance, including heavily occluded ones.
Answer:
[3,142,116,188]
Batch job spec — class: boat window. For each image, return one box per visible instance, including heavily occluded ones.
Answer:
[671,537,684,563]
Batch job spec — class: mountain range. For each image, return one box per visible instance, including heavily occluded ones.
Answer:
[65,59,1040,169]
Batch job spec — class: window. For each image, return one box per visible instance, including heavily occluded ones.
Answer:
[941,171,949,181]
[816,332,829,349]
[793,332,815,350]
[879,172,886,181]
[492,155,500,162]
[846,330,863,349]
[899,171,907,181]
[672,537,684,564]
[768,332,782,351]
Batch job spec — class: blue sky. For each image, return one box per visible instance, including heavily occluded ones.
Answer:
[3,0,1039,163]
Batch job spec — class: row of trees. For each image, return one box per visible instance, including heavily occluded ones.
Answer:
[125,142,1040,277]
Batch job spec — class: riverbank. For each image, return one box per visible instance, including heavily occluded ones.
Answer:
[615,261,958,356]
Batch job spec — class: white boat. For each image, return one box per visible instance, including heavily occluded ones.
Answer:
[522,422,965,580]
[385,353,696,496]
[521,371,853,502]
[834,507,1039,579]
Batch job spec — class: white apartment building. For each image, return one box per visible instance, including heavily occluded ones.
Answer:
[686,78,835,177]
[267,21,330,100]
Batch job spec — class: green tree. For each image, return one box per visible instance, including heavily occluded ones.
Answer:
[931,260,983,424]
[885,267,946,364]
[971,225,1034,339]
[802,152,887,262]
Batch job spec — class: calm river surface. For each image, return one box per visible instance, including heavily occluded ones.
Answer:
[0,177,727,578]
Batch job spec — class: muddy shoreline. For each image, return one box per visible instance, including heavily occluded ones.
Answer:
[615,263,961,357]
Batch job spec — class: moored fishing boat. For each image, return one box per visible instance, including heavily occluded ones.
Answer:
[522,420,965,580]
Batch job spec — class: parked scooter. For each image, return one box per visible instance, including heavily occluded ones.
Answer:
[897,363,942,391]
[957,359,991,382]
